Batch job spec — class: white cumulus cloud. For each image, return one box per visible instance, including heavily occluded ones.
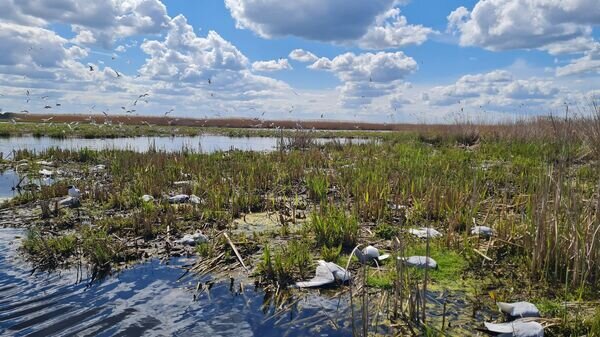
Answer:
[308,51,417,107]
[252,59,292,72]
[358,8,434,49]
[288,49,318,63]
[447,0,599,51]
[0,0,170,48]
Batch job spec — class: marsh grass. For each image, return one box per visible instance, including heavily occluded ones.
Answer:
[308,204,358,250]
[258,239,312,286]
[11,112,600,334]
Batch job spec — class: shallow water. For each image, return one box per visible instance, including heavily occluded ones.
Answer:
[0,170,53,200]
[0,229,355,337]
[0,135,366,155]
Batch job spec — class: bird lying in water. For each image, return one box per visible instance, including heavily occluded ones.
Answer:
[296,260,351,288]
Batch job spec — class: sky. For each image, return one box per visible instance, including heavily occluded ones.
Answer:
[0,0,598,123]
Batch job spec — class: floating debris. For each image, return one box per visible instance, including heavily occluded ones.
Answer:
[296,260,351,288]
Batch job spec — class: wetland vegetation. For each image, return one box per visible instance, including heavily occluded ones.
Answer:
[2,114,600,336]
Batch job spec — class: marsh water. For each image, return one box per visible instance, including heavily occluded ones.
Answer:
[0,135,366,200]
[0,228,357,337]
[0,135,367,155]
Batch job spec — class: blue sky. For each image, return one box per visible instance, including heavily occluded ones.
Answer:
[0,0,598,122]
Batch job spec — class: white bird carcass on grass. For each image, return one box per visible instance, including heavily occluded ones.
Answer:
[168,194,190,203]
[176,232,209,246]
[408,227,443,239]
[296,260,351,288]
[39,169,53,177]
[354,245,390,264]
[68,185,81,198]
[400,256,438,269]
[141,195,154,202]
[483,319,544,337]
[471,225,494,238]
[497,301,540,319]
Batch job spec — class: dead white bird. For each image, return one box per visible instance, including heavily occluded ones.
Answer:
[92,164,106,172]
[189,195,202,205]
[471,226,494,237]
[59,196,80,208]
[39,169,53,177]
[497,302,540,319]
[168,194,190,203]
[141,195,154,202]
[67,185,81,199]
[296,260,351,288]
[176,232,208,246]
[36,160,54,167]
[400,256,438,269]
[408,227,443,239]
[483,319,544,337]
[354,245,390,264]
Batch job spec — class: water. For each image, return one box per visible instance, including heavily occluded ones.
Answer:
[0,170,53,200]
[0,170,20,200]
[0,229,354,337]
[0,135,366,155]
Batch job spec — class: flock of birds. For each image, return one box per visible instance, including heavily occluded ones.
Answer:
[0,60,407,128]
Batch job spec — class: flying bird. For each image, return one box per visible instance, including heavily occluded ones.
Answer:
[114,70,121,78]
[44,105,52,109]
[41,116,54,122]
[164,108,174,116]
[89,65,94,71]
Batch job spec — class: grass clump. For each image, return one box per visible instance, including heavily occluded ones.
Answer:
[306,174,329,202]
[374,222,399,240]
[308,205,358,250]
[258,239,312,286]
[22,229,77,268]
